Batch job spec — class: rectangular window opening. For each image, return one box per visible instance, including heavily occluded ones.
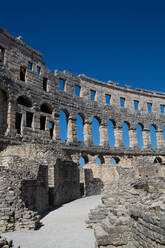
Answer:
[40,116,46,130]
[75,85,81,97]
[147,103,152,112]
[15,112,22,134]
[59,79,65,91]
[120,97,125,107]
[26,112,33,128]
[49,121,54,139]
[28,62,32,70]
[134,100,139,110]
[20,66,26,81]
[160,104,165,114]
[105,94,111,104]
[37,65,41,74]
[90,90,96,101]
[0,47,4,63]
[43,77,48,92]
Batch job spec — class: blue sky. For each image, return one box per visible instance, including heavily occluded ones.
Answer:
[1,0,165,91]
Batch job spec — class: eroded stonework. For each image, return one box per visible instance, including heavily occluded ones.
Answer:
[0,28,165,245]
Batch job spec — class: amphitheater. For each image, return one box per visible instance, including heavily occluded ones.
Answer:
[0,28,165,247]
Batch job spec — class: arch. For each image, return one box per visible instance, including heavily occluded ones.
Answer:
[79,154,88,167]
[95,155,104,164]
[92,116,101,145]
[107,119,115,147]
[17,96,32,108]
[40,103,52,114]
[154,157,162,164]
[122,121,130,147]
[76,113,85,142]
[136,123,144,148]
[110,157,120,164]
[59,109,69,142]
[150,124,157,148]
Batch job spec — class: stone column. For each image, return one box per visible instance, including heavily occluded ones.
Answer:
[53,112,61,141]
[100,122,109,147]
[45,116,50,131]
[5,99,17,136]
[104,155,111,164]
[143,128,151,148]
[67,116,77,143]
[114,126,123,147]
[129,128,137,148]
[84,121,93,146]
[156,130,165,149]
[21,111,26,134]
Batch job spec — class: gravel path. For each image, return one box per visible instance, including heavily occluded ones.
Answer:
[4,195,101,248]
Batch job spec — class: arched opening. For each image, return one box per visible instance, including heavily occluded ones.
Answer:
[154,157,162,164]
[136,123,144,148]
[76,113,84,142]
[0,89,7,134]
[40,103,52,114]
[107,120,115,147]
[150,124,157,148]
[110,157,120,164]
[122,121,130,147]
[79,155,88,167]
[59,109,69,142]
[17,96,32,107]
[95,155,104,164]
[92,116,100,145]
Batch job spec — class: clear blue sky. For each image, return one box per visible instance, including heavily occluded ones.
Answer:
[1,0,165,91]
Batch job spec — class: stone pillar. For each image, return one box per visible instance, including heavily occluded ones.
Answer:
[104,155,111,164]
[100,122,109,147]
[84,121,93,146]
[5,100,17,136]
[156,130,165,149]
[45,116,50,131]
[53,112,61,141]
[129,128,137,148]
[114,126,123,147]
[67,116,77,143]
[21,111,26,134]
[143,128,151,148]
[32,111,40,131]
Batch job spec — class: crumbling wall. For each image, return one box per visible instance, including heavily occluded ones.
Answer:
[0,156,48,232]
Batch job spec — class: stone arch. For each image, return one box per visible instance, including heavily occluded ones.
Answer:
[122,121,130,147]
[79,154,88,167]
[40,103,52,114]
[76,113,85,142]
[107,119,115,147]
[92,116,101,145]
[95,155,105,164]
[136,123,144,148]
[17,95,32,108]
[150,124,157,148]
[59,109,69,142]
[154,157,162,164]
[110,157,120,164]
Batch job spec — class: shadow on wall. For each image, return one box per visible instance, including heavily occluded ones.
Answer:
[80,167,104,196]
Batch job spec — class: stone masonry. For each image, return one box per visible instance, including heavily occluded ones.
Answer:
[0,28,165,246]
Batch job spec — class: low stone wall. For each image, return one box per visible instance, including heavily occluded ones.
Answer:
[86,164,165,247]
[50,159,81,206]
[80,168,103,196]
[0,156,48,232]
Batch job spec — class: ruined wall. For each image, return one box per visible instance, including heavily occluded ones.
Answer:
[0,157,48,232]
